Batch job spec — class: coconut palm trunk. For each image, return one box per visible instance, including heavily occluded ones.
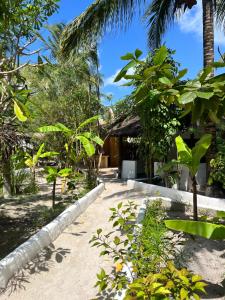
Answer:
[202,0,214,68]
[202,0,217,187]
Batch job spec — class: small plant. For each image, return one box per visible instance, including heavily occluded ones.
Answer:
[125,261,207,300]
[25,143,58,182]
[170,134,212,220]
[90,200,205,299]
[44,166,72,208]
[209,152,225,190]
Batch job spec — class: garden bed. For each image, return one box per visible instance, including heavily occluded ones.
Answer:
[92,197,225,299]
[0,173,90,260]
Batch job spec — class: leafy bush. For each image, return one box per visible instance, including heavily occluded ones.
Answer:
[125,261,206,300]
[209,152,225,189]
[90,200,205,299]
[132,200,169,276]
[13,169,39,195]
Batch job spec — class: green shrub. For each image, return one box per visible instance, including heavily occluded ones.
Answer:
[125,261,206,300]
[90,200,205,299]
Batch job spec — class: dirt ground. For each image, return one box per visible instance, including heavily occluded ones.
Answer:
[0,171,87,259]
[0,169,225,300]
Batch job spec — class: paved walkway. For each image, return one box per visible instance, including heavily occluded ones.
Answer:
[0,175,147,300]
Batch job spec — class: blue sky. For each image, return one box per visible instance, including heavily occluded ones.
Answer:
[46,0,225,105]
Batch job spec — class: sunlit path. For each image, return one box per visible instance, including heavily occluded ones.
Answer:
[0,170,148,300]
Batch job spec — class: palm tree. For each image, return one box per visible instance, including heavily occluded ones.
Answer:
[61,0,225,69]
[146,0,216,68]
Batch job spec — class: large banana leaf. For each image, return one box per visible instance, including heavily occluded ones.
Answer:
[13,100,27,122]
[39,123,72,133]
[165,220,225,240]
[76,135,95,157]
[191,134,212,174]
[175,134,212,176]
[39,151,59,158]
[175,136,192,166]
[77,115,99,131]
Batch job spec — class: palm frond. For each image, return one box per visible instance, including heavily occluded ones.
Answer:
[61,0,146,55]
[145,0,179,49]
[215,0,225,31]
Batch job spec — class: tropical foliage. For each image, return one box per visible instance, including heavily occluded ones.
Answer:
[91,200,206,299]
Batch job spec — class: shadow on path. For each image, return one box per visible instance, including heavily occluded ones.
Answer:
[0,243,70,297]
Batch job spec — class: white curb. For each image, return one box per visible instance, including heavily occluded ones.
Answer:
[0,183,104,288]
[127,180,225,212]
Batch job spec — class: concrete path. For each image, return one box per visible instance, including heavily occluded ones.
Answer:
[0,176,147,300]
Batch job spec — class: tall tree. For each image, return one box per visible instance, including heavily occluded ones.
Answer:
[0,0,59,197]
[61,0,225,68]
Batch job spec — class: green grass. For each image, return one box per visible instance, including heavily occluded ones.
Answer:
[134,199,170,277]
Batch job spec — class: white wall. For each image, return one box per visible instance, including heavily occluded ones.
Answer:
[127,180,225,212]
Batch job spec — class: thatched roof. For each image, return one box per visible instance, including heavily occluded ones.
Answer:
[109,115,141,137]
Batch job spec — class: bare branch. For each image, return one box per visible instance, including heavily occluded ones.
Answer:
[0,62,29,75]
[19,37,37,53]
[21,48,42,56]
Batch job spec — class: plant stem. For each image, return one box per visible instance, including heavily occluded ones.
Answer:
[52,179,56,209]
[192,176,198,221]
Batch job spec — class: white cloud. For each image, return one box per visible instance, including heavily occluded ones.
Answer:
[104,67,135,87]
[177,3,225,46]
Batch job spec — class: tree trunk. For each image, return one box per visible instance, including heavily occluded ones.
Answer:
[192,176,198,221]
[202,0,216,195]
[52,179,56,209]
[202,0,214,68]
[2,153,12,198]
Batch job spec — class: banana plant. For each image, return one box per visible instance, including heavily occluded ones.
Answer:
[165,210,225,240]
[25,143,59,182]
[44,166,72,208]
[173,134,212,220]
[38,116,104,164]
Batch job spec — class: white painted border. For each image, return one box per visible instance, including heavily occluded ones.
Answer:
[127,180,225,212]
[0,183,104,288]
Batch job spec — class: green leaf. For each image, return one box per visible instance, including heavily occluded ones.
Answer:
[38,55,43,65]
[153,46,168,65]
[198,66,213,82]
[39,151,59,158]
[177,69,188,80]
[114,236,120,245]
[135,49,142,59]
[165,220,225,239]
[196,91,214,99]
[191,134,212,174]
[179,92,197,104]
[25,158,33,168]
[76,135,95,157]
[208,111,220,124]
[121,52,135,60]
[194,281,207,293]
[77,115,99,130]
[193,293,200,300]
[175,136,192,166]
[38,123,72,134]
[91,135,104,146]
[216,211,225,218]
[212,61,225,68]
[13,100,27,122]
[45,166,58,175]
[180,288,188,300]
[58,168,72,177]
[97,228,102,235]
[159,77,172,86]
[34,143,45,164]
[192,275,202,283]
[114,60,137,82]
[54,123,72,133]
